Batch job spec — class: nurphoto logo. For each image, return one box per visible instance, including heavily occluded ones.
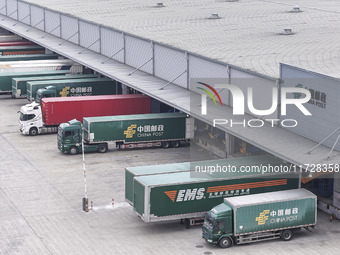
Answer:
[198,82,312,128]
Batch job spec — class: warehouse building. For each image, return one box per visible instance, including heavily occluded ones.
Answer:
[1,0,340,215]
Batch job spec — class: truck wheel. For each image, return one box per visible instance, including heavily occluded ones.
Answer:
[69,146,78,155]
[218,237,233,248]
[281,230,294,241]
[171,141,180,148]
[29,127,38,136]
[161,142,170,148]
[98,144,108,153]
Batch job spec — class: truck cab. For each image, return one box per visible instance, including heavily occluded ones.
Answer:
[57,119,83,154]
[19,102,43,136]
[35,86,57,104]
[202,203,233,248]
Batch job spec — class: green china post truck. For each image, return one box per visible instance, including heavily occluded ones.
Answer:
[0,70,71,93]
[12,74,98,98]
[27,78,117,103]
[125,155,290,205]
[58,112,192,154]
[202,188,316,248]
[132,163,300,225]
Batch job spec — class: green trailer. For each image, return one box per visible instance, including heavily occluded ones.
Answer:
[203,189,316,248]
[0,70,71,93]
[0,54,59,62]
[132,163,300,223]
[125,155,288,204]
[27,78,116,102]
[12,74,98,98]
[58,112,191,154]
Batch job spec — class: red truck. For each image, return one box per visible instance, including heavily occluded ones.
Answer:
[19,94,151,135]
[0,41,36,47]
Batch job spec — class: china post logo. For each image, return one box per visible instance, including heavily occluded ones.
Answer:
[60,86,70,97]
[124,124,137,138]
[198,82,312,116]
[256,210,270,225]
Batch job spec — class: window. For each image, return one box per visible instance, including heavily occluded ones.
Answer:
[64,131,73,138]
[216,220,224,230]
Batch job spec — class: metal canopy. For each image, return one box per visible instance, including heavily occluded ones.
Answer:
[1,14,339,169]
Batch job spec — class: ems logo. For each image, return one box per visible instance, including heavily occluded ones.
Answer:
[164,190,177,202]
[164,188,205,202]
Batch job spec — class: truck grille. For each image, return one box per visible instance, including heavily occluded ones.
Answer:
[203,229,209,240]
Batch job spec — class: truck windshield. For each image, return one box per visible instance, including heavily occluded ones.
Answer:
[20,113,35,121]
[203,213,215,229]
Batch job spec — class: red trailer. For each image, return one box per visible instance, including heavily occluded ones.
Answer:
[0,41,36,47]
[42,94,151,126]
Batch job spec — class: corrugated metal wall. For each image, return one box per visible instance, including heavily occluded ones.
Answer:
[189,55,229,105]
[7,0,17,19]
[17,1,29,25]
[30,5,44,30]
[280,63,340,151]
[79,21,100,53]
[230,68,278,119]
[154,44,187,88]
[100,28,124,63]
[0,0,6,15]
[125,35,153,74]
[60,15,78,44]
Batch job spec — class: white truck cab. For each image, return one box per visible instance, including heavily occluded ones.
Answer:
[19,102,43,136]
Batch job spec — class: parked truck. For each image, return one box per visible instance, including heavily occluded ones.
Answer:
[0,59,76,74]
[0,35,24,42]
[28,78,117,103]
[0,41,35,46]
[125,155,288,205]
[0,45,45,55]
[202,188,316,248]
[0,70,71,93]
[0,53,59,62]
[19,94,150,136]
[131,161,300,225]
[13,74,98,98]
[58,112,191,154]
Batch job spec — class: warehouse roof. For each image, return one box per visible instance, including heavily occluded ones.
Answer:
[23,0,340,79]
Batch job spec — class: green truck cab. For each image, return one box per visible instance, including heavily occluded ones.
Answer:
[202,188,317,248]
[57,120,92,154]
[36,85,59,104]
[203,203,233,247]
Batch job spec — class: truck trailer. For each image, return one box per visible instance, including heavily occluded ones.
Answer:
[0,59,76,74]
[13,74,98,98]
[131,162,300,224]
[0,53,59,62]
[58,112,191,154]
[0,70,71,93]
[27,78,117,103]
[0,41,35,47]
[19,94,151,136]
[202,189,317,248]
[125,155,288,205]
[0,35,23,42]
[0,45,45,55]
